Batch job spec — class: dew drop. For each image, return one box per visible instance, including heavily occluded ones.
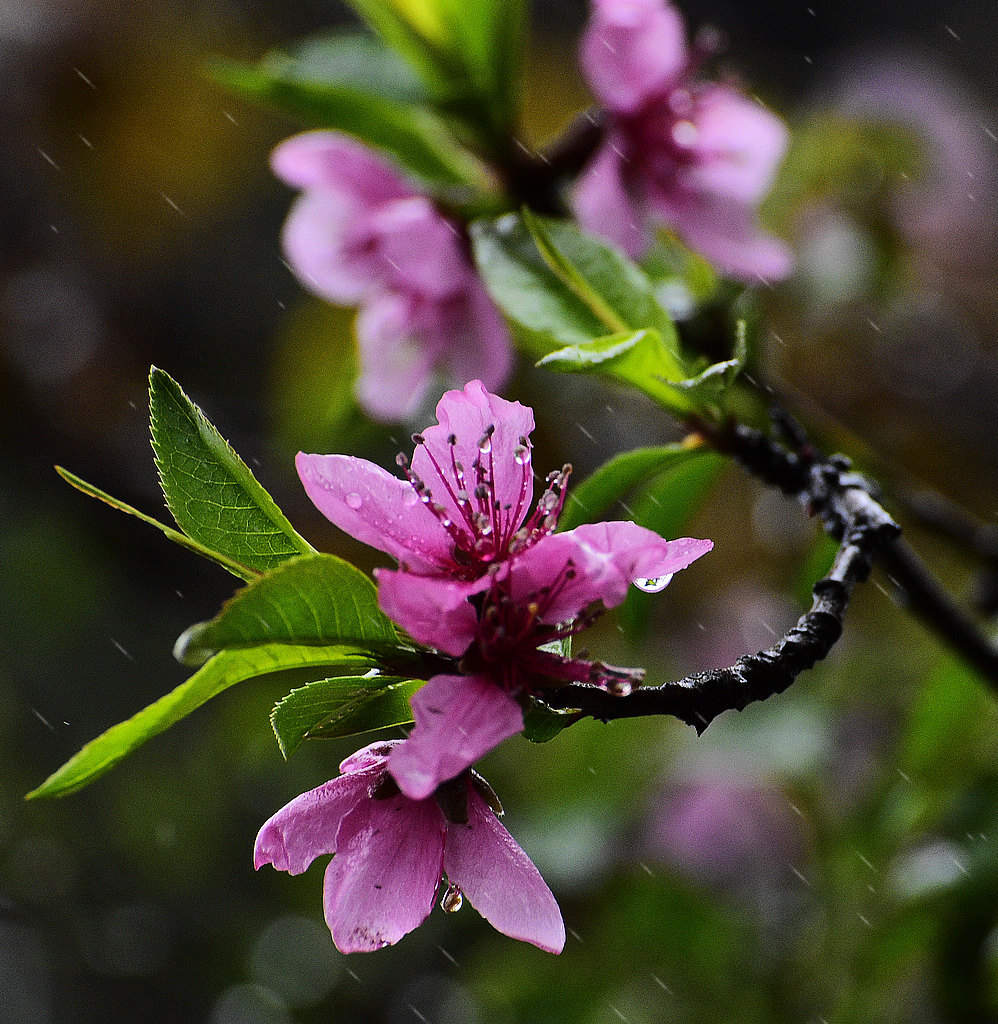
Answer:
[440,884,463,914]
[403,488,420,507]
[608,679,633,697]
[478,436,492,455]
[345,492,363,510]
[634,573,674,593]
[513,445,530,465]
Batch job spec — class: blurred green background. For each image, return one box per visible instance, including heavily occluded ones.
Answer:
[3,1,998,1021]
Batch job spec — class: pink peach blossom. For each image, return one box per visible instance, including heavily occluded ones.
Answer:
[272,132,511,420]
[297,381,712,800]
[575,0,792,280]
[254,741,565,954]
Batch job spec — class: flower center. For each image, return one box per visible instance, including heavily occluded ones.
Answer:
[396,428,571,575]
[465,561,644,696]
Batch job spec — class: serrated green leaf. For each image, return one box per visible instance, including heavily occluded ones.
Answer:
[55,466,257,581]
[521,697,579,744]
[175,553,400,666]
[209,61,485,188]
[148,367,313,574]
[26,644,375,799]
[270,675,422,757]
[471,214,693,413]
[537,329,693,412]
[559,444,713,533]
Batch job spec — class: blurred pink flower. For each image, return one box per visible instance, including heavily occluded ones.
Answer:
[254,741,565,954]
[297,381,713,800]
[272,132,511,420]
[645,772,803,888]
[575,0,792,280]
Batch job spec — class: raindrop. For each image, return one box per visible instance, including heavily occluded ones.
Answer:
[513,445,530,465]
[345,492,363,510]
[607,679,633,697]
[440,884,463,914]
[402,488,420,508]
[634,574,674,593]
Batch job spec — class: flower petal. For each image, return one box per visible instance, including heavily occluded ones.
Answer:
[580,0,687,113]
[655,190,794,282]
[323,792,445,952]
[441,282,515,397]
[254,772,373,875]
[366,197,469,300]
[271,131,413,203]
[410,380,535,541]
[388,675,525,800]
[280,191,380,305]
[296,452,452,571]
[680,87,789,206]
[573,140,649,260]
[339,740,398,775]
[375,570,484,655]
[354,291,441,422]
[510,521,713,622]
[444,788,565,953]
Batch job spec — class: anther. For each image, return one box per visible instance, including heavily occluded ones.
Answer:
[411,432,425,445]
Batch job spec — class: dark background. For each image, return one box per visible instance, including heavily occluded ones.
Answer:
[3,2,998,1021]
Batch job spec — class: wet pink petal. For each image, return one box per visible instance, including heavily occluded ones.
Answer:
[271,131,413,202]
[338,740,396,774]
[573,140,649,259]
[581,0,687,113]
[296,451,452,572]
[511,522,713,622]
[444,788,565,953]
[375,571,484,655]
[253,772,374,875]
[411,380,535,536]
[388,675,525,799]
[323,792,446,952]
[679,87,789,206]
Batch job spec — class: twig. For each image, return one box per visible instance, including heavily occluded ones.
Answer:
[544,415,998,730]
[544,432,900,730]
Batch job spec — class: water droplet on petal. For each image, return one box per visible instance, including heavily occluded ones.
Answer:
[345,492,363,510]
[513,445,530,465]
[607,679,633,697]
[440,884,463,914]
[403,488,420,507]
[634,573,674,593]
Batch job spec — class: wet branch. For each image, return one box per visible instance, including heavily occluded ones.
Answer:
[544,416,998,731]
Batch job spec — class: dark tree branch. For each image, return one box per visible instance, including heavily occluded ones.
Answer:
[544,414,998,730]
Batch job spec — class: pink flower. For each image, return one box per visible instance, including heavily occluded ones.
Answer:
[575,0,792,281]
[297,380,713,800]
[272,132,511,420]
[254,741,565,954]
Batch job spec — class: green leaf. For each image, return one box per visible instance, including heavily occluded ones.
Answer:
[471,214,695,413]
[174,553,400,667]
[26,644,375,799]
[342,0,525,144]
[618,453,726,633]
[260,32,429,104]
[559,444,714,533]
[270,675,422,757]
[55,466,257,581]
[148,367,313,574]
[665,318,749,404]
[209,60,485,188]
[521,697,579,744]
[537,329,693,413]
